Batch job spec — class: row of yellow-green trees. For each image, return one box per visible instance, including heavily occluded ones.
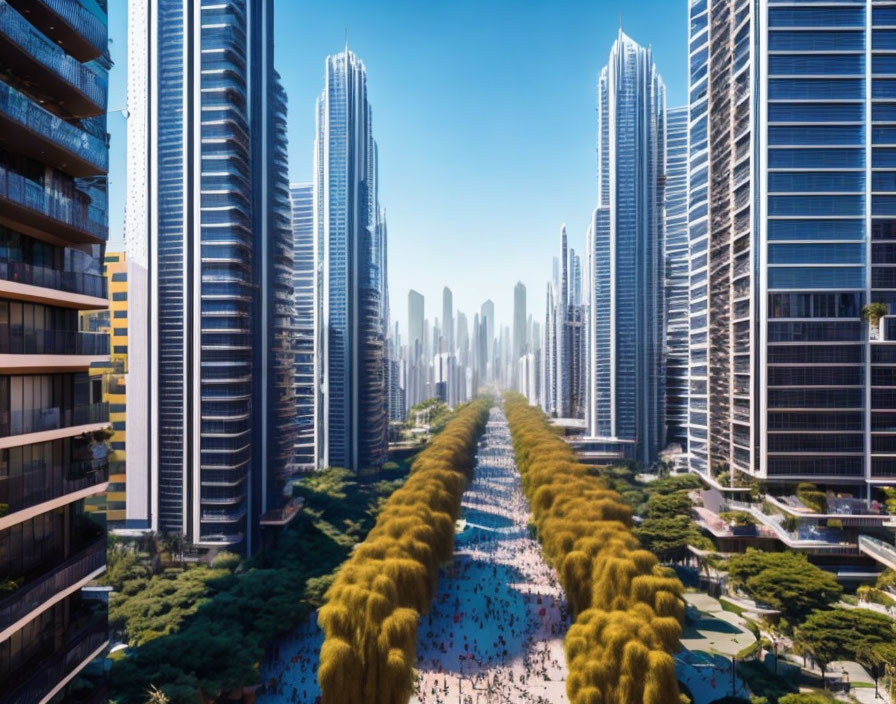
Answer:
[316,398,491,704]
[503,393,685,704]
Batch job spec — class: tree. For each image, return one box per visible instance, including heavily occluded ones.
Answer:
[646,490,693,520]
[795,608,895,681]
[633,515,707,562]
[777,694,836,704]
[727,550,841,624]
[861,301,889,328]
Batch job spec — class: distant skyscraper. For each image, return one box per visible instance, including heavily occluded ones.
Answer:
[291,183,315,469]
[442,287,454,355]
[314,49,387,473]
[664,107,689,450]
[481,299,495,381]
[586,30,666,464]
[408,289,424,408]
[513,282,527,390]
[130,0,294,550]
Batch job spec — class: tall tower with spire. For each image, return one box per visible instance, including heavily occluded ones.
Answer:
[585,30,666,464]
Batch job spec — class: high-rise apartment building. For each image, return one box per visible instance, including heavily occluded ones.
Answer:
[687,0,896,494]
[128,0,295,551]
[314,49,388,473]
[407,289,425,409]
[586,30,666,464]
[665,106,689,450]
[0,0,111,698]
[290,183,315,470]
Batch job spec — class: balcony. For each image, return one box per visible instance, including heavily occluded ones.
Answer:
[0,79,107,178]
[0,401,108,439]
[0,2,106,117]
[0,259,107,307]
[858,535,896,571]
[0,457,108,522]
[0,165,107,245]
[3,612,108,704]
[0,329,108,356]
[0,534,105,635]
[6,0,107,63]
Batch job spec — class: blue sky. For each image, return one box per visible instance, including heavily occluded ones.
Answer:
[106,0,687,335]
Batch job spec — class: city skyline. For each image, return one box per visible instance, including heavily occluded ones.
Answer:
[103,1,688,333]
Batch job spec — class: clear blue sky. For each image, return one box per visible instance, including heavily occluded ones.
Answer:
[106,0,687,336]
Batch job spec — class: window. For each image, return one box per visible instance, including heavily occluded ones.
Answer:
[769,103,863,123]
[770,148,864,169]
[112,292,127,301]
[768,219,864,241]
[768,243,864,265]
[768,195,864,216]
[769,30,863,51]
[769,266,865,289]
[769,7,864,28]
[769,125,864,145]
[768,172,864,193]
[769,54,864,76]
[769,79,864,101]
[111,273,127,282]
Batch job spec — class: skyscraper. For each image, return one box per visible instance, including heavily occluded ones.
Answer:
[687,0,889,492]
[314,49,388,473]
[291,183,315,469]
[0,0,111,697]
[586,30,666,464]
[513,281,527,390]
[407,289,425,408]
[664,107,689,451]
[442,287,454,356]
[128,0,294,550]
[480,299,495,382]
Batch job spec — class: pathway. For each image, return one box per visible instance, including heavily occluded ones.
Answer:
[411,406,569,704]
[257,406,569,703]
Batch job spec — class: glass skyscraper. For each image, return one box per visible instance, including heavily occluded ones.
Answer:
[128,0,294,550]
[688,0,894,493]
[314,49,388,473]
[665,106,690,450]
[586,30,666,464]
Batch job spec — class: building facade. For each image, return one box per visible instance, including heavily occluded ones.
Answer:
[586,30,666,465]
[290,183,315,470]
[665,106,689,451]
[687,0,896,494]
[314,49,388,473]
[0,0,111,698]
[83,253,130,525]
[128,0,294,551]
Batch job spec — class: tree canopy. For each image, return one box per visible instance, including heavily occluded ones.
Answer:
[504,393,685,704]
[727,549,841,624]
[795,607,896,676]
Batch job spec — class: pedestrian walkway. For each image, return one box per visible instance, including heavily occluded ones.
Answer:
[412,406,569,703]
[256,406,569,703]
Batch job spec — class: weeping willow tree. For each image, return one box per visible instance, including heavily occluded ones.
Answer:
[317,398,491,704]
[504,393,685,704]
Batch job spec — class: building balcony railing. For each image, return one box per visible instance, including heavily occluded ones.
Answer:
[0,457,108,519]
[0,79,107,177]
[0,259,106,299]
[200,507,247,523]
[0,165,107,243]
[0,329,109,356]
[858,535,896,571]
[6,0,107,63]
[0,534,105,633]
[3,611,108,704]
[0,401,108,437]
[0,1,107,115]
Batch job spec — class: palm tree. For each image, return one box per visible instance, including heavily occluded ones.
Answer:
[145,685,170,704]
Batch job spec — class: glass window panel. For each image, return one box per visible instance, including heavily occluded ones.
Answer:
[769,79,864,100]
[770,148,864,169]
[769,54,864,75]
[768,266,866,288]
[769,243,864,264]
[768,219,865,240]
